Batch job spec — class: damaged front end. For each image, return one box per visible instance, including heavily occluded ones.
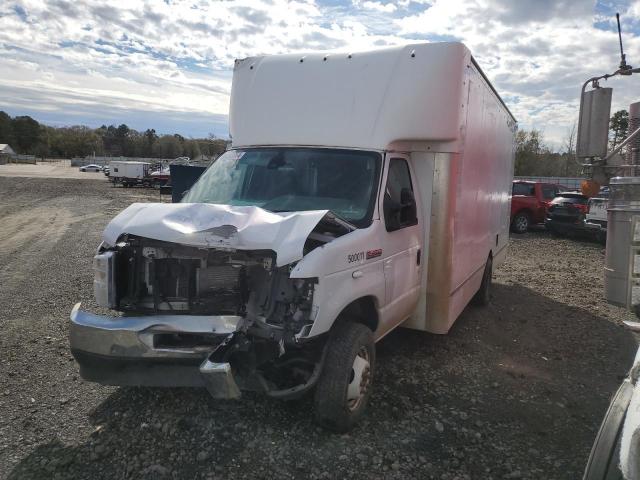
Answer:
[70,206,352,399]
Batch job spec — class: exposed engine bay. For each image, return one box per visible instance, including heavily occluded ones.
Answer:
[90,212,354,396]
[112,236,313,323]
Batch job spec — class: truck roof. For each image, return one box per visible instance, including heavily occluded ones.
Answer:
[230,42,515,151]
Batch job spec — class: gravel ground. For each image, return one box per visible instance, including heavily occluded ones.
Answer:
[0,161,105,180]
[0,177,638,480]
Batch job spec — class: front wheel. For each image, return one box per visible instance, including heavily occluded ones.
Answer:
[314,322,375,432]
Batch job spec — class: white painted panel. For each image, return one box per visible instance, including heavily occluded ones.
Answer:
[230,43,469,150]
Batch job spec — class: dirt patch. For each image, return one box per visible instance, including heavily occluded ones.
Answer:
[0,177,637,480]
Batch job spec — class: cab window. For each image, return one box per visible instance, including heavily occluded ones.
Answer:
[383,158,417,232]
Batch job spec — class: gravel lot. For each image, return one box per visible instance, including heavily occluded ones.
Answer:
[1,177,638,480]
[0,161,105,180]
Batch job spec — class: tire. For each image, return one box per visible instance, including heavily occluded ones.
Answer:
[314,322,375,432]
[511,212,530,234]
[472,256,492,306]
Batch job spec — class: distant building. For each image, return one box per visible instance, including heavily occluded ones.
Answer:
[0,144,16,165]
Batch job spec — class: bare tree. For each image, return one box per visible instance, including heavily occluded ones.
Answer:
[563,122,577,176]
[563,122,577,155]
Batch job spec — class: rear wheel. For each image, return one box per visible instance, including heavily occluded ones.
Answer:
[511,212,530,234]
[314,322,375,432]
[472,256,492,306]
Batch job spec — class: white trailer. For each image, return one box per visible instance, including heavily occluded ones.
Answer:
[70,42,516,431]
[109,161,151,187]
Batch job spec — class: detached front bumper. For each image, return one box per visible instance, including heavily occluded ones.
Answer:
[69,303,242,396]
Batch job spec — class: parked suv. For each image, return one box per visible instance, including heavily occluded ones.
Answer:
[510,181,563,233]
[545,192,589,235]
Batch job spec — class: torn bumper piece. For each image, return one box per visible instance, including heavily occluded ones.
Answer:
[200,360,241,399]
[69,303,242,397]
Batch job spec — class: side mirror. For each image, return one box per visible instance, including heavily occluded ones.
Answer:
[384,188,418,232]
[400,187,417,223]
[400,187,414,206]
[577,87,612,158]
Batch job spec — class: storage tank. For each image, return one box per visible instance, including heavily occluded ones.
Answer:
[628,101,640,167]
[605,176,640,311]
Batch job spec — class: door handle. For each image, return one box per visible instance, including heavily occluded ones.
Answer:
[352,270,363,279]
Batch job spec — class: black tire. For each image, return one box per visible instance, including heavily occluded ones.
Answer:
[314,322,375,432]
[472,256,492,306]
[511,212,530,234]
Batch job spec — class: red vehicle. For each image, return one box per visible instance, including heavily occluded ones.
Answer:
[145,165,171,188]
[510,181,563,233]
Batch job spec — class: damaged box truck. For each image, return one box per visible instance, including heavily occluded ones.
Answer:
[70,42,516,431]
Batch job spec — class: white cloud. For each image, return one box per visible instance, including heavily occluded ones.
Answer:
[395,0,640,147]
[355,1,398,13]
[0,0,639,146]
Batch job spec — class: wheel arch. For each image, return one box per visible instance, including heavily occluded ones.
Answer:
[512,208,533,220]
[334,295,380,333]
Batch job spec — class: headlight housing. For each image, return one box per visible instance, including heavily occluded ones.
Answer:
[93,251,116,308]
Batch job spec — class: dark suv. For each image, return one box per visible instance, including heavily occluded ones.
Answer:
[545,192,589,235]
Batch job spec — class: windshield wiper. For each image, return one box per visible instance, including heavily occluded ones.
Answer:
[323,211,356,232]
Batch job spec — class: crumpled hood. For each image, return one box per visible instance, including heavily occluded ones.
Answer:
[103,203,329,266]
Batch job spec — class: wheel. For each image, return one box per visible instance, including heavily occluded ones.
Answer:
[314,322,375,432]
[511,212,530,233]
[472,256,492,306]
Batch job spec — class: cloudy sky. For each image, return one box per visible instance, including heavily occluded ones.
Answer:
[1,0,639,147]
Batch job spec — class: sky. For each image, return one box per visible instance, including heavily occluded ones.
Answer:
[0,0,639,148]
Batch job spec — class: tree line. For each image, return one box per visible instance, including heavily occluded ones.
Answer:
[0,111,228,160]
[1,109,630,174]
[514,109,629,177]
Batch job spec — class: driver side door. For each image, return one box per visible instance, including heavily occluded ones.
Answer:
[379,155,423,336]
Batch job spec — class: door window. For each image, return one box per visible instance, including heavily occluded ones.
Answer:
[541,185,558,200]
[383,158,417,232]
[512,183,535,196]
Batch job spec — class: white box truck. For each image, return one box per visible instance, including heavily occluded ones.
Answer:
[109,160,151,187]
[70,42,516,431]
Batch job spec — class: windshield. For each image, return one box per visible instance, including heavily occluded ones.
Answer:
[182,148,382,227]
